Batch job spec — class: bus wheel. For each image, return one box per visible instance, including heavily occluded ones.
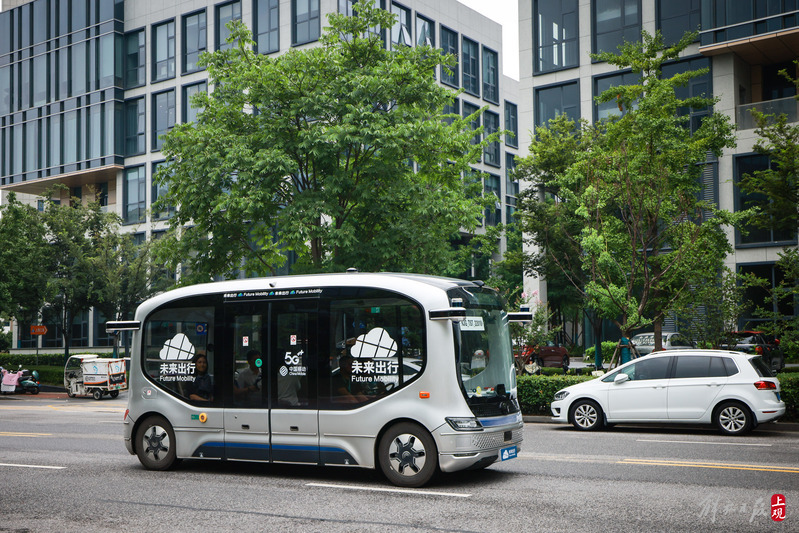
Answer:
[378,422,437,488]
[135,415,178,471]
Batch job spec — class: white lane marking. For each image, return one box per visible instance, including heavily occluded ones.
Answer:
[306,482,471,498]
[637,439,772,447]
[0,462,66,470]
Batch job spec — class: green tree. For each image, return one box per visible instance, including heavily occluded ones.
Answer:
[519,32,743,352]
[672,267,759,349]
[41,188,120,360]
[514,114,591,349]
[0,193,50,337]
[156,1,488,282]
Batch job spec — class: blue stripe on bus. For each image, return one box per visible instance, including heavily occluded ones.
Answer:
[197,442,347,454]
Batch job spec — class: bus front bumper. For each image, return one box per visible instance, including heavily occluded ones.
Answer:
[436,421,523,473]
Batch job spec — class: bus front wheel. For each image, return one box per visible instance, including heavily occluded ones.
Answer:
[378,422,438,488]
[135,415,179,471]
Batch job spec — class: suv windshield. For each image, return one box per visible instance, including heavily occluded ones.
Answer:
[448,287,518,416]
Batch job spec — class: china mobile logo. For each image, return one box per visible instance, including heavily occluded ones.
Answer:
[772,494,786,522]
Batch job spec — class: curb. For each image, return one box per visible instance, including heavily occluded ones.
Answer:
[523,415,799,432]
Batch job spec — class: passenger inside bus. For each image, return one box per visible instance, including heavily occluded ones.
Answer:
[331,354,369,403]
[186,353,213,403]
[234,349,262,405]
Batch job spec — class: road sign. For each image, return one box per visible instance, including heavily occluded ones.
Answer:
[30,325,48,335]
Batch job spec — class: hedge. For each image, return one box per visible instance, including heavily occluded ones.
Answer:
[0,352,115,367]
[518,371,799,422]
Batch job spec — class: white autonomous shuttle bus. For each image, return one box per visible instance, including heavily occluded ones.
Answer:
[110,272,528,487]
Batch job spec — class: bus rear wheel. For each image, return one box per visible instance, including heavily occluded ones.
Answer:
[135,415,179,471]
[378,422,437,488]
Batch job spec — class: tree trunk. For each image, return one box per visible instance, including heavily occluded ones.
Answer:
[653,318,663,352]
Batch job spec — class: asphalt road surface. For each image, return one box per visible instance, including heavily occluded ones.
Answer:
[1,392,797,532]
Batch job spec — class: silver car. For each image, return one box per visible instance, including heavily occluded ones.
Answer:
[631,332,694,356]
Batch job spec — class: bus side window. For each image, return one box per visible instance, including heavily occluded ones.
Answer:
[325,293,425,408]
[142,305,216,405]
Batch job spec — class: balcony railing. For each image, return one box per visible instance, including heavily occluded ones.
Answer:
[736,96,799,130]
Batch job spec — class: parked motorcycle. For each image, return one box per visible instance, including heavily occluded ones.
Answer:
[0,365,40,395]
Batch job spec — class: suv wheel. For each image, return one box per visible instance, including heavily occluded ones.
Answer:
[714,401,752,436]
[569,400,604,431]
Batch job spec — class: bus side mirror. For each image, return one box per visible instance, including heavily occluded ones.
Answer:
[507,307,534,323]
[106,321,141,333]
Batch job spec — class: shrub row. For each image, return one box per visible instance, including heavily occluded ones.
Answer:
[0,352,115,368]
[517,372,799,422]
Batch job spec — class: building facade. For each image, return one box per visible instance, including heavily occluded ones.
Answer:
[519,0,799,335]
[0,0,520,351]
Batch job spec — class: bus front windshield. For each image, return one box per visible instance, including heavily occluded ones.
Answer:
[449,287,517,411]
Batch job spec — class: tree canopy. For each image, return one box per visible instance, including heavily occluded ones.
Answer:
[156,1,490,282]
[516,32,744,346]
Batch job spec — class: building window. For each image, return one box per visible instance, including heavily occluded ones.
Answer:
[440,26,458,87]
[443,97,459,125]
[391,2,412,48]
[657,0,700,45]
[0,65,10,115]
[183,10,207,74]
[152,90,176,151]
[416,14,434,47]
[593,0,641,55]
[124,166,146,224]
[738,263,796,331]
[661,57,711,133]
[535,81,579,128]
[535,0,579,73]
[338,0,355,16]
[735,154,797,245]
[483,110,500,167]
[217,1,242,51]
[255,0,280,54]
[153,20,176,82]
[462,37,479,96]
[125,98,145,156]
[484,173,501,226]
[97,182,109,207]
[505,101,518,148]
[463,101,480,152]
[152,161,175,220]
[292,0,320,45]
[482,47,499,104]
[183,81,207,124]
[594,70,638,122]
[506,152,519,197]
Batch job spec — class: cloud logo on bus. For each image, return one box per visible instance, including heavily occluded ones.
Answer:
[159,333,196,361]
[351,328,397,359]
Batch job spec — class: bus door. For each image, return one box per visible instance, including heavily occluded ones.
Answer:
[224,304,271,461]
[267,299,319,464]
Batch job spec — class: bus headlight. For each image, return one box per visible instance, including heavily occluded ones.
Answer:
[553,390,569,401]
[446,417,483,431]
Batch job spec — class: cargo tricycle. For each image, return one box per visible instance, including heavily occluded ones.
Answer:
[64,355,127,400]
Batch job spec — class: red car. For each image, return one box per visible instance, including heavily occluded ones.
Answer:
[521,341,570,372]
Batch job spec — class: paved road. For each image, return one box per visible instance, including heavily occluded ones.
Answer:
[1,392,797,532]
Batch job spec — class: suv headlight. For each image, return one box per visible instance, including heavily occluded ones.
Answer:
[554,390,570,401]
[445,417,483,431]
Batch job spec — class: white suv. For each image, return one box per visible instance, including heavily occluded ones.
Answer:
[551,350,785,435]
